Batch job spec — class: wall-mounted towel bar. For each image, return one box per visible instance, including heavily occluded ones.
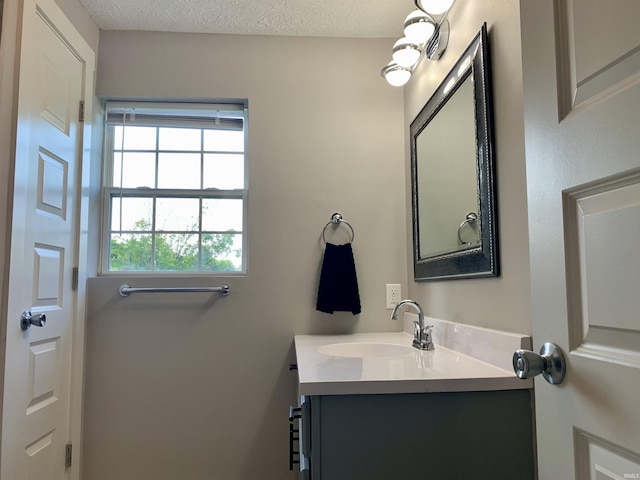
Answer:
[322,212,355,244]
[119,284,230,297]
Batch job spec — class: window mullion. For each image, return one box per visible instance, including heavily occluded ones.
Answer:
[154,126,159,188]
[151,195,157,271]
[198,201,203,271]
[152,127,159,271]
[198,129,204,271]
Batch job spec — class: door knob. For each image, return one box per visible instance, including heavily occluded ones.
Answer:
[20,311,46,331]
[512,342,566,385]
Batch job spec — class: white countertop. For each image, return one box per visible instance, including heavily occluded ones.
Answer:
[294,319,533,396]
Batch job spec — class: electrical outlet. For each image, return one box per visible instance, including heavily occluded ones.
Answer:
[386,284,401,309]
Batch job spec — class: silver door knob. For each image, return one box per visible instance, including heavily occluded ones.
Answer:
[512,342,566,385]
[20,311,46,331]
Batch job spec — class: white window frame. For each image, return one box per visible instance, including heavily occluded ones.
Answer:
[99,101,248,276]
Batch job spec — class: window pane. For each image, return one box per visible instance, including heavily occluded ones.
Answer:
[203,154,244,189]
[203,129,244,152]
[202,233,242,271]
[113,152,156,188]
[115,126,157,151]
[159,127,201,151]
[158,153,201,189]
[202,199,243,231]
[111,197,153,232]
[155,234,198,271]
[105,103,247,273]
[110,234,153,271]
[156,197,200,231]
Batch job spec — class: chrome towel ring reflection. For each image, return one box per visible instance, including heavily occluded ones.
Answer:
[322,212,355,245]
[457,212,478,245]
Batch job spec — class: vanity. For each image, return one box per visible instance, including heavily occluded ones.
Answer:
[289,22,534,479]
[290,316,535,479]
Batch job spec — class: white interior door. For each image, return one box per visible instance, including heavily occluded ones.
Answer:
[521,0,640,478]
[1,0,88,478]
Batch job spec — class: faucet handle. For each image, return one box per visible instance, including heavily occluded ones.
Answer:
[413,324,435,351]
[417,325,434,350]
[419,325,433,342]
[423,325,433,338]
[412,322,433,336]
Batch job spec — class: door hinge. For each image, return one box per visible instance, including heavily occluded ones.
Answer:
[72,267,79,291]
[79,100,85,122]
[65,443,72,468]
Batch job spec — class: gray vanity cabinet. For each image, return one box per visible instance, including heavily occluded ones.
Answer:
[298,390,535,480]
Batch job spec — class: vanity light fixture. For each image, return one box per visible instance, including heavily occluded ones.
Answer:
[380,1,455,87]
[416,0,455,15]
[380,62,412,87]
[392,37,423,68]
[403,10,435,44]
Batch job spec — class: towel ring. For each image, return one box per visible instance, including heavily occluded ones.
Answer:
[322,212,355,245]
[457,212,478,245]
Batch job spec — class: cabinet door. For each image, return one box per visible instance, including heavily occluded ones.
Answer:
[311,391,534,480]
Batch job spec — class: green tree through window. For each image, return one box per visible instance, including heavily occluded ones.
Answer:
[109,219,239,271]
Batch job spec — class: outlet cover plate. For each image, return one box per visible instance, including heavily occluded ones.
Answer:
[386,284,401,309]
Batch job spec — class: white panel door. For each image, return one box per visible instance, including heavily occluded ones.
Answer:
[1,0,85,478]
[521,0,640,478]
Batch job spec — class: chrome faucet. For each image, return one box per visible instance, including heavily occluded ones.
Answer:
[390,299,434,351]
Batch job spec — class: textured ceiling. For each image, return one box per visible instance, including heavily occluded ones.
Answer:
[79,0,416,37]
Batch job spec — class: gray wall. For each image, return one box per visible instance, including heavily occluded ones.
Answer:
[83,32,407,480]
[53,0,99,51]
[404,0,531,334]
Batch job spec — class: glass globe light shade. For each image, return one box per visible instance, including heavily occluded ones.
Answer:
[381,63,411,87]
[416,0,455,15]
[403,10,436,44]
[392,38,422,68]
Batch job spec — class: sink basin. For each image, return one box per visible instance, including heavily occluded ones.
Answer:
[317,342,414,358]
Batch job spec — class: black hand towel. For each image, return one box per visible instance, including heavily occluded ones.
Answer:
[316,242,361,315]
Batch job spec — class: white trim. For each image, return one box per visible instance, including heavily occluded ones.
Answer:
[106,100,246,114]
[99,104,248,275]
[0,0,95,479]
[32,1,97,480]
[0,0,22,462]
[242,106,249,274]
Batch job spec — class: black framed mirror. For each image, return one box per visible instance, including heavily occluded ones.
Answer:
[410,23,498,281]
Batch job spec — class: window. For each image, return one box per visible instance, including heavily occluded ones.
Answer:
[101,102,247,274]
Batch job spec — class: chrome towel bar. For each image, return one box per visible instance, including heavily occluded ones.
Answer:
[322,212,355,245]
[119,284,230,297]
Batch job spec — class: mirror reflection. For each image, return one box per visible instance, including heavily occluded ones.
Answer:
[416,73,479,259]
[410,23,499,281]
